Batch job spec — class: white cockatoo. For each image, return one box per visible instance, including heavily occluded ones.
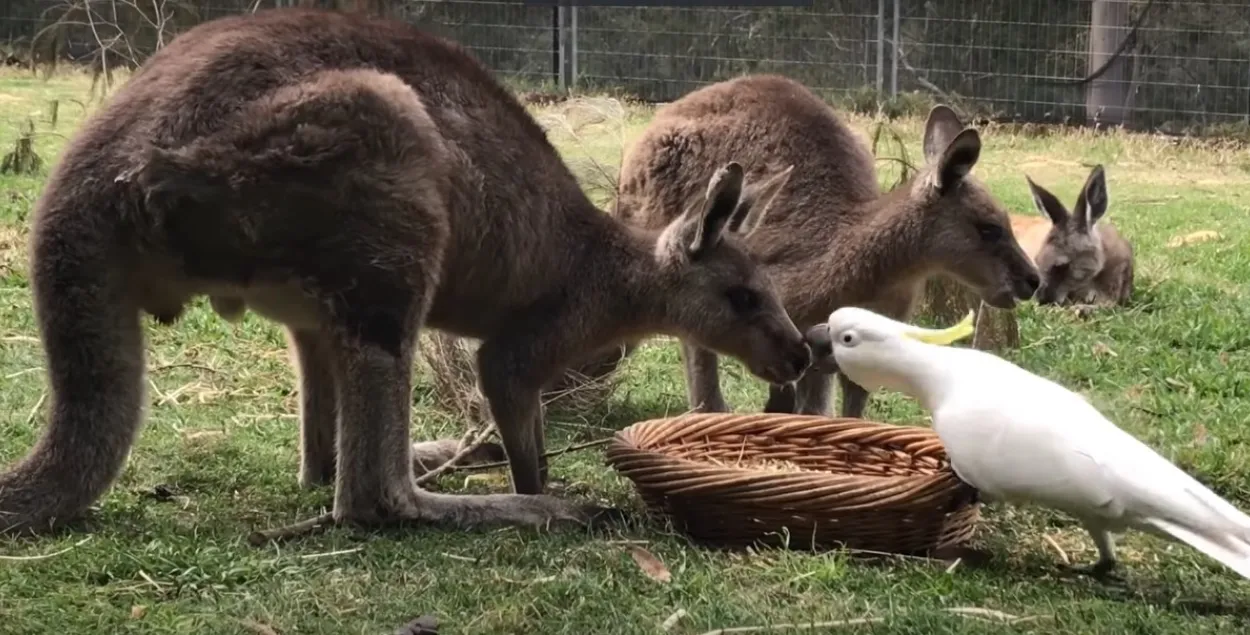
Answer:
[804,307,1250,582]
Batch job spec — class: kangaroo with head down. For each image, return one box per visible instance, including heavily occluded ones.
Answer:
[1011,165,1134,307]
[0,9,810,535]
[610,74,1039,417]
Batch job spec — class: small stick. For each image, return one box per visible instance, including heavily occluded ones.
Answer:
[247,512,334,546]
[413,425,497,486]
[1043,534,1071,565]
[456,437,613,473]
[0,536,91,561]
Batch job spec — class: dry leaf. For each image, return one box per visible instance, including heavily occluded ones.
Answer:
[130,605,147,619]
[1091,342,1117,357]
[629,546,672,583]
[661,609,688,630]
[1193,422,1209,446]
[1167,230,1223,248]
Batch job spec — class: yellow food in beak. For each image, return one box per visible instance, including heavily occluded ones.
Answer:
[902,310,976,346]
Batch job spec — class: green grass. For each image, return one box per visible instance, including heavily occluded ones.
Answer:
[2,67,1250,634]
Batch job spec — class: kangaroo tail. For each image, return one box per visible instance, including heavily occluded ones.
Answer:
[0,200,146,534]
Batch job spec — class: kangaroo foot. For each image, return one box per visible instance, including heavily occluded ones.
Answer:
[247,488,624,546]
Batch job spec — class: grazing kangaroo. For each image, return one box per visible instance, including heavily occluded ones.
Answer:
[0,9,811,535]
[1011,165,1134,307]
[610,74,1039,417]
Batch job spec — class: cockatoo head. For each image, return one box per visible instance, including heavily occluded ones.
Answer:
[805,307,976,393]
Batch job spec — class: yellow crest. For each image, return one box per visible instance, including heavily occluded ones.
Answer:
[903,310,976,346]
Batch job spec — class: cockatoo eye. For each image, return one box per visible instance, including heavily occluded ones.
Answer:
[839,330,859,346]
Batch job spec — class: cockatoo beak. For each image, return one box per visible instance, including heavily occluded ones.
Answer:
[901,310,977,346]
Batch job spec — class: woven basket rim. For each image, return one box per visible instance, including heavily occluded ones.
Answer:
[605,412,967,513]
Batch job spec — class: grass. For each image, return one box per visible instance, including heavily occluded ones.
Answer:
[2,65,1250,635]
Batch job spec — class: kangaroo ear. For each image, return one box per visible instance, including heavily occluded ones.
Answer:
[1025,174,1070,226]
[682,161,745,257]
[1073,164,1109,231]
[930,128,981,193]
[922,104,965,162]
[728,164,793,236]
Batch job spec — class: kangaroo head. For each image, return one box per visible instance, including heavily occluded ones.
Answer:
[654,162,811,386]
[1025,165,1110,305]
[910,105,1040,309]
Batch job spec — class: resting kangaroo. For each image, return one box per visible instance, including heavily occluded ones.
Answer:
[0,9,811,535]
[1011,165,1134,307]
[611,74,1039,417]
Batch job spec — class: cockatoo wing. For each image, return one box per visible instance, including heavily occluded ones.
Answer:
[939,382,1250,581]
[931,396,1122,521]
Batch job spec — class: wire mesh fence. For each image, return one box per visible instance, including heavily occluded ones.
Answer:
[1,0,1248,135]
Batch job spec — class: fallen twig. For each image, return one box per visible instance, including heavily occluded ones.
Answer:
[297,547,363,560]
[1043,534,1071,565]
[246,512,335,546]
[413,425,497,486]
[151,363,223,375]
[456,437,613,473]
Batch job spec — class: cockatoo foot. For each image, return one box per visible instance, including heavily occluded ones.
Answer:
[1060,560,1128,587]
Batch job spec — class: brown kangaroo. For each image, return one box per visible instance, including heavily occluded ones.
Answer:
[1011,165,1134,307]
[0,9,811,535]
[610,74,1039,417]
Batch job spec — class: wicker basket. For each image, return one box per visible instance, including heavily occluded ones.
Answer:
[605,413,980,555]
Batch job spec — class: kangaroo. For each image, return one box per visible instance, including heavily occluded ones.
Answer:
[0,9,811,535]
[1011,165,1134,307]
[609,74,1039,418]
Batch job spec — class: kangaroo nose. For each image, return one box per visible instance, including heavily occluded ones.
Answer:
[1021,271,1041,298]
[789,346,812,376]
[804,323,833,361]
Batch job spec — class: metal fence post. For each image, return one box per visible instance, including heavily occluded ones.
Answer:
[555,5,566,90]
[890,0,899,97]
[570,5,578,89]
[876,0,885,94]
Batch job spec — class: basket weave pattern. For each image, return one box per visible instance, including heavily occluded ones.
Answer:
[605,413,980,555]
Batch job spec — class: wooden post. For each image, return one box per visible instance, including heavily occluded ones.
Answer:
[1086,0,1134,128]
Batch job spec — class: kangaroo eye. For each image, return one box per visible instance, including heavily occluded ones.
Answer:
[976,222,1004,242]
[726,287,760,314]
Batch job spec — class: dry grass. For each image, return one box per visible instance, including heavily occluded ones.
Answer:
[701,455,815,474]
[416,332,630,423]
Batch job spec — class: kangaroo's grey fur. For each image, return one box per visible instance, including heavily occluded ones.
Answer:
[0,9,811,535]
[1013,165,1134,307]
[608,75,1040,417]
